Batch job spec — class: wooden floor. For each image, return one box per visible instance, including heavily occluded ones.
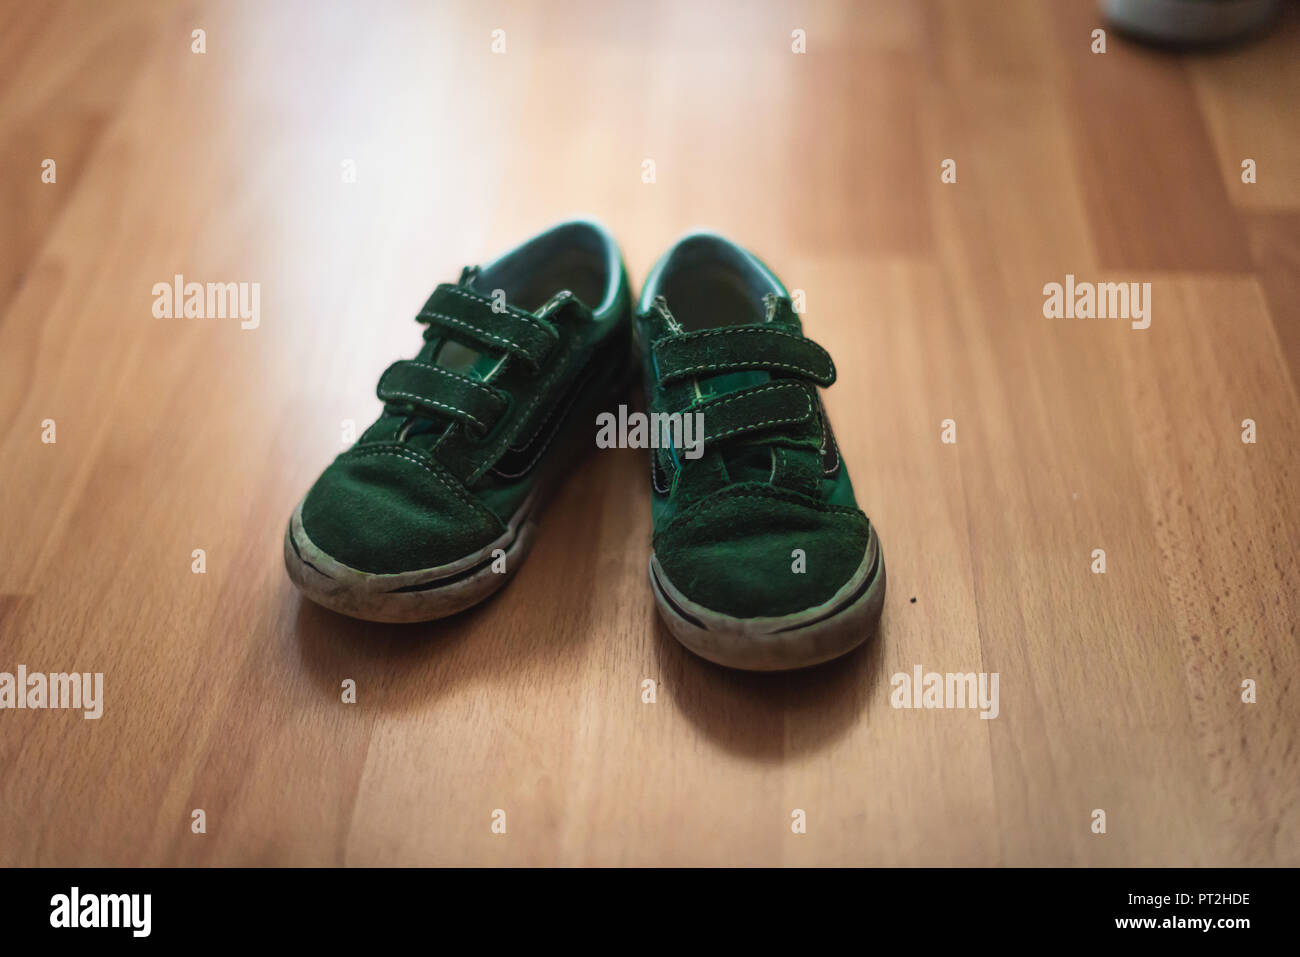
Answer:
[2,0,1297,866]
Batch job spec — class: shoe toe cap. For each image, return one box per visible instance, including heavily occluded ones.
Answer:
[298,450,502,574]
[653,489,872,619]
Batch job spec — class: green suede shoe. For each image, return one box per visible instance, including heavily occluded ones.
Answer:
[637,232,885,670]
[285,220,633,622]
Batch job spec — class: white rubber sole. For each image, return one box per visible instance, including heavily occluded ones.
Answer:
[283,493,538,623]
[649,526,885,671]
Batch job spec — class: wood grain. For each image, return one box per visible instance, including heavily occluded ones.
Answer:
[0,0,1296,866]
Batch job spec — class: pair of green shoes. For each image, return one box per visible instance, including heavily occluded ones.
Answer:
[284,221,885,671]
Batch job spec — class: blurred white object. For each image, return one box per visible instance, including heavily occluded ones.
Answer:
[1100,0,1280,44]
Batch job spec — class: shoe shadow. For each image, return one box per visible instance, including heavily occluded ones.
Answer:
[650,607,887,762]
[288,583,508,712]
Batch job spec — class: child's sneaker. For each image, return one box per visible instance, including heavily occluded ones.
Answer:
[285,220,633,622]
[636,232,885,670]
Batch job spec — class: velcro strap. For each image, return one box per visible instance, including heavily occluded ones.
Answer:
[691,381,815,447]
[652,325,835,386]
[417,284,557,366]
[377,360,508,434]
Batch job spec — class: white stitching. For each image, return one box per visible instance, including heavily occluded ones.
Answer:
[669,358,828,379]
[399,360,500,393]
[697,383,813,443]
[653,297,684,334]
[654,327,835,382]
[347,446,478,509]
[392,361,505,407]
[442,285,548,330]
[651,452,671,493]
[420,309,553,364]
[421,310,519,351]
[379,389,488,430]
[707,412,809,443]
[379,363,506,431]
